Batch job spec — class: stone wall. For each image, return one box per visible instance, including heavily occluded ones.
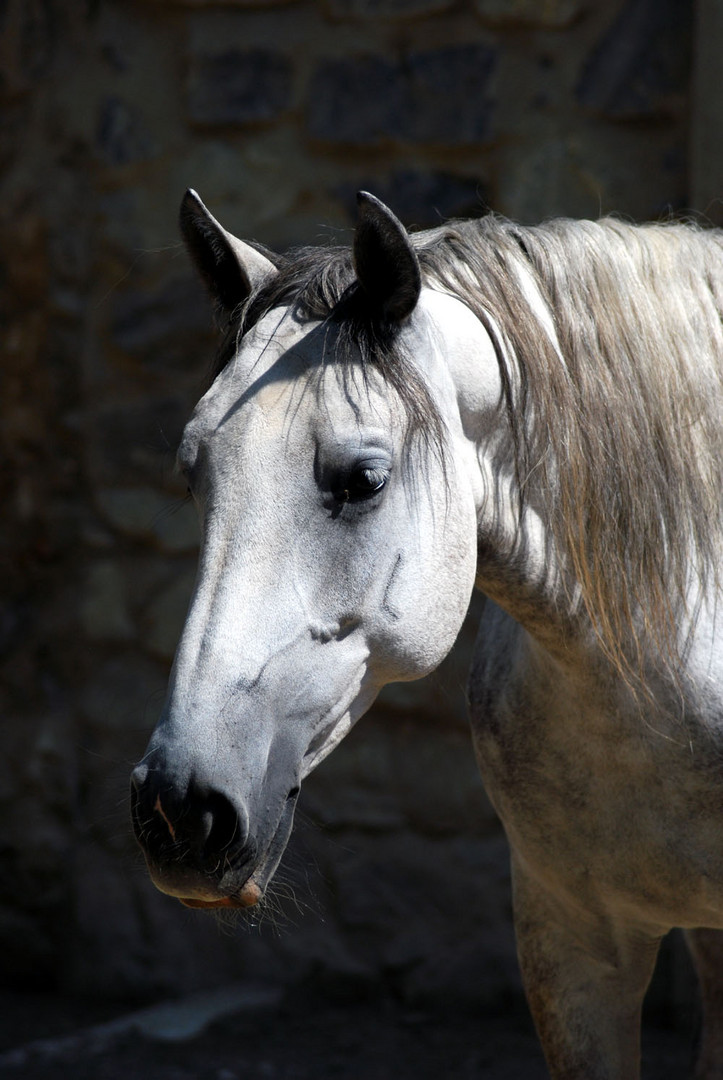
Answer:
[0,0,696,1013]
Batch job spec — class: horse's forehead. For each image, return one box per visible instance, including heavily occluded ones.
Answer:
[221,309,322,394]
[186,309,394,454]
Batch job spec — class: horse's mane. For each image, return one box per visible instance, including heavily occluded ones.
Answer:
[222,215,723,685]
[417,216,723,682]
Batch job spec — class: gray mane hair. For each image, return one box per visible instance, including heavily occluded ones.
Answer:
[218,215,723,686]
[416,215,723,684]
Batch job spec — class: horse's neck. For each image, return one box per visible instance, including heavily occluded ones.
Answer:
[444,301,580,659]
[419,285,600,661]
[472,428,723,703]
[473,449,579,660]
[445,278,723,704]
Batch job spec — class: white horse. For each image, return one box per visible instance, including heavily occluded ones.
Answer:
[132,190,723,1079]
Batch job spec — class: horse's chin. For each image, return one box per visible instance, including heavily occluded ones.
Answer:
[147,868,264,909]
[148,859,269,910]
[178,880,263,910]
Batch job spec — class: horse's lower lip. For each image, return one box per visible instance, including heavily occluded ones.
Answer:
[178,880,263,910]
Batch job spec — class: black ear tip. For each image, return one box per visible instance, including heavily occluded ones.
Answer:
[180,188,205,219]
[355,191,412,242]
[356,191,389,219]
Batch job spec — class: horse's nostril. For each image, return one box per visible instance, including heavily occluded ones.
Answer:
[130,767,251,879]
[202,791,245,861]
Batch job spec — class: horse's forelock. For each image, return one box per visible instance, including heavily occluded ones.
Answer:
[213,242,448,464]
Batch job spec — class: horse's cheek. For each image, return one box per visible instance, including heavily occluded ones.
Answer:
[370,497,477,680]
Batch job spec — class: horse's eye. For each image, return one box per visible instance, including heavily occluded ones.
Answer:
[339,464,389,502]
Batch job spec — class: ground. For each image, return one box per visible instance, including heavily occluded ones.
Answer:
[0,978,697,1080]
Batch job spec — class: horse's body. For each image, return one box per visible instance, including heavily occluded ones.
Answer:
[131,191,723,1078]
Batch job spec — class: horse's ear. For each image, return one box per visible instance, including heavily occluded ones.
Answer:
[354,191,421,322]
[179,189,277,318]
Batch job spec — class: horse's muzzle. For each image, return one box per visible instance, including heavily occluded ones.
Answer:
[130,761,293,908]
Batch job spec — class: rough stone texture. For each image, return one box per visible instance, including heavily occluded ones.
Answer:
[474,0,583,27]
[94,487,200,552]
[576,0,692,120]
[187,48,294,127]
[691,0,723,225]
[0,0,56,99]
[168,0,296,5]
[334,169,489,226]
[307,55,409,145]
[96,96,157,166]
[0,0,701,1045]
[109,276,213,371]
[405,44,497,144]
[141,566,198,660]
[307,45,497,146]
[326,0,455,21]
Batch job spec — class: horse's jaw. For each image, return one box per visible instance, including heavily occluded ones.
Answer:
[300,673,381,778]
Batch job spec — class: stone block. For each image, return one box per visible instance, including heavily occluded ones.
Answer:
[0,0,54,100]
[20,709,78,825]
[308,45,497,146]
[141,567,197,661]
[474,0,583,27]
[313,829,514,997]
[405,44,497,144]
[496,136,602,222]
[78,655,168,739]
[0,905,57,988]
[326,0,454,19]
[81,560,135,642]
[303,713,496,838]
[95,96,155,167]
[691,0,723,223]
[64,842,147,996]
[95,486,200,553]
[0,98,28,173]
[334,169,488,227]
[392,728,495,837]
[187,48,293,127]
[398,925,522,1011]
[90,396,191,484]
[307,55,408,145]
[576,0,693,120]
[109,275,213,372]
[165,0,294,5]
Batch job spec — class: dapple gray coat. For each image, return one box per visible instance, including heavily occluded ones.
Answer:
[132,191,723,1079]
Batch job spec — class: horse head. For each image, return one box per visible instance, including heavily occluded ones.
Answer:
[130,191,496,909]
